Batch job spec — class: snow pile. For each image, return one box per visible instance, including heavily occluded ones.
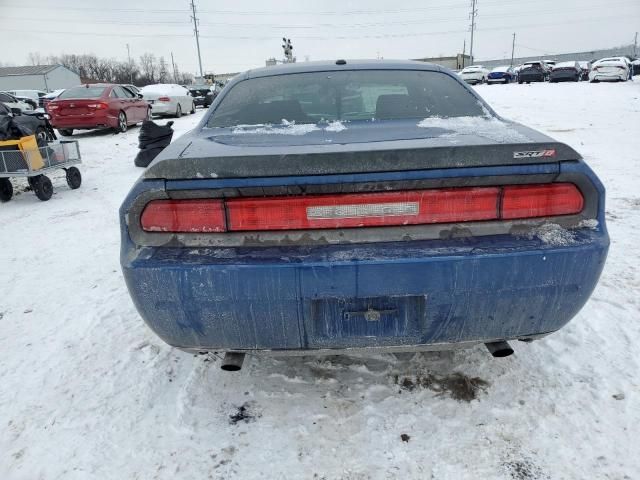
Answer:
[232,120,319,136]
[231,119,348,135]
[529,223,576,246]
[417,115,530,143]
[325,120,347,132]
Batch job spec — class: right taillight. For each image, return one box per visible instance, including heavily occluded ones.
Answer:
[501,183,584,219]
[157,96,171,102]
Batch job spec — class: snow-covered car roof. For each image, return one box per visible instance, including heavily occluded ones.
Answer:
[594,57,628,65]
[140,84,187,94]
[491,66,511,72]
[554,61,578,68]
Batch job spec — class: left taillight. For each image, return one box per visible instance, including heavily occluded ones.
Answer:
[140,199,226,232]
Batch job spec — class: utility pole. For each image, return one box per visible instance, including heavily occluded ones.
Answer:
[469,0,478,65]
[171,52,178,83]
[510,33,516,67]
[462,38,466,68]
[634,32,638,57]
[190,0,203,77]
[126,43,133,83]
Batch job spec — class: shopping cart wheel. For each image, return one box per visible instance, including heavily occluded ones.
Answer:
[65,167,82,189]
[0,178,13,202]
[32,175,53,201]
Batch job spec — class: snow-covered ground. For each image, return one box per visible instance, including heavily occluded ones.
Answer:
[1,82,639,480]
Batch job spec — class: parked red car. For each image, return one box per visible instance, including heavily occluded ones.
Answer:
[47,84,150,136]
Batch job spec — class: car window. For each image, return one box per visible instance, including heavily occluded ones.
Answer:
[58,87,107,99]
[117,86,135,98]
[0,93,13,102]
[207,70,486,127]
[110,89,120,98]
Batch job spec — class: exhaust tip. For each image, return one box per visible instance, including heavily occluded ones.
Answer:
[221,352,245,371]
[485,341,514,358]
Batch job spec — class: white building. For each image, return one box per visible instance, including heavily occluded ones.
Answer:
[0,65,81,92]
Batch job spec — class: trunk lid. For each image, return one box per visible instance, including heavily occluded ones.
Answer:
[144,117,580,180]
[50,99,98,116]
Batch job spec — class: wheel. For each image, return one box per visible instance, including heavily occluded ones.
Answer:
[190,102,196,114]
[504,78,509,84]
[58,129,73,136]
[116,111,127,133]
[0,178,13,202]
[175,104,182,118]
[32,175,53,201]
[518,80,523,84]
[65,167,82,189]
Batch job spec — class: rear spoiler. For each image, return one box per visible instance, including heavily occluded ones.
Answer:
[144,141,581,180]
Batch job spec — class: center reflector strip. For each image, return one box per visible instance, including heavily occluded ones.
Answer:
[306,202,420,219]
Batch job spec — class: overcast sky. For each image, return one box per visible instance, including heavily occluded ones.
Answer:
[1,0,638,74]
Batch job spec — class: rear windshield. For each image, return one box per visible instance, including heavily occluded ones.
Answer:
[207,70,485,128]
[58,87,106,99]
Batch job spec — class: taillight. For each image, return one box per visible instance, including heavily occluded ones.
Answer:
[140,184,584,233]
[225,188,500,231]
[48,104,59,110]
[140,199,226,232]
[501,183,584,219]
[157,96,171,102]
[87,102,108,109]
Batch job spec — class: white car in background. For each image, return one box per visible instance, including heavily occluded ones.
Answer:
[6,89,46,107]
[589,57,631,82]
[458,65,490,85]
[140,84,195,118]
[0,91,34,112]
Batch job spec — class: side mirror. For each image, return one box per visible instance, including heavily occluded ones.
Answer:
[138,93,143,99]
[11,108,22,116]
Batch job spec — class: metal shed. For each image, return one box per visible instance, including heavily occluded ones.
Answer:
[0,65,81,92]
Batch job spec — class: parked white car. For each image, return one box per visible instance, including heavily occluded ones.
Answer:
[6,89,46,106]
[589,57,631,82]
[458,65,490,85]
[141,84,195,118]
[0,91,34,112]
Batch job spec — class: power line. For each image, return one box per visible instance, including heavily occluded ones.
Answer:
[3,13,639,41]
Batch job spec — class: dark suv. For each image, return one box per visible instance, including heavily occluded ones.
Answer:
[188,86,214,108]
[518,62,549,84]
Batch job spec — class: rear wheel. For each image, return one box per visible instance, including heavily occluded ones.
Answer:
[0,178,13,202]
[32,175,53,201]
[116,111,127,133]
[190,102,196,114]
[175,104,182,118]
[65,167,82,189]
[58,129,73,136]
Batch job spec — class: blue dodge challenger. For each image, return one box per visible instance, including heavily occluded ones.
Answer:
[120,60,608,370]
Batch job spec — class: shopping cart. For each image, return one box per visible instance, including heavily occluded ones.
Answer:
[0,137,82,202]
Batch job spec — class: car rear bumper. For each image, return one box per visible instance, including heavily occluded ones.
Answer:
[519,74,545,82]
[149,102,174,115]
[51,112,117,129]
[122,229,608,352]
[590,73,626,81]
[550,72,578,81]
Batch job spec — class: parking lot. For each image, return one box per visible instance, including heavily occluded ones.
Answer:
[1,81,639,479]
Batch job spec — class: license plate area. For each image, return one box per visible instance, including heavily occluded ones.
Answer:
[307,295,426,348]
